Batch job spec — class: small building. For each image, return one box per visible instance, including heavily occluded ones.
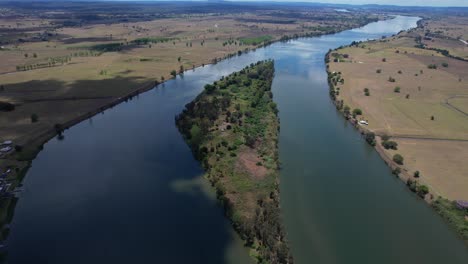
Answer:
[455,200,468,210]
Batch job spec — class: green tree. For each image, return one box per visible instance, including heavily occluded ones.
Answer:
[170,70,177,78]
[382,140,398,150]
[393,154,404,165]
[364,88,370,96]
[343,105,350,116]
[394,86,401,93]
[417,185,429,198]
[365,132,376,146]
[352,108,362,116]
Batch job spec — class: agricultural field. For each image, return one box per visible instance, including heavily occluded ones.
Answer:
[328,15,468,201]
[0,1,379,151]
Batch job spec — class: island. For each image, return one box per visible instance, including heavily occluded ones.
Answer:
[176,60,292,263]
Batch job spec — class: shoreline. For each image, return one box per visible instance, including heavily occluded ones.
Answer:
[325,40,468,245]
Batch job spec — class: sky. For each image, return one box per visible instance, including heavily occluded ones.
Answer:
[225,0,468,7]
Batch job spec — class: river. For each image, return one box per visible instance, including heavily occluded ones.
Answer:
[4,16,468,263]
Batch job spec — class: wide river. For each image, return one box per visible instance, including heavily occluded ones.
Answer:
[4,16,468,263]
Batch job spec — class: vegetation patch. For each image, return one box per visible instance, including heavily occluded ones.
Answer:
[432,198,468,243]
[239,35,273,46]
[176,60,292,263]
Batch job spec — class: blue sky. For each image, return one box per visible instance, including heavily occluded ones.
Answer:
[224,0,468,7]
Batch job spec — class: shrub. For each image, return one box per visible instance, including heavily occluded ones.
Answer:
[352,108,362,116]
[365,132,376,146]
[31,113,39,123]
[393,154,404,165]
[382,58,387,62]
[343,105,350,116]
[382,140,398,150]
[376,69,382,74]
[394,86,401,93]
[204,84,216,94]
[442,62,448,67]
[417,185,429,198]
[364,88,370,96]
[381,134,391,141]
[428,64,437,69]
[414,171,420,178]
[388,76,396,82]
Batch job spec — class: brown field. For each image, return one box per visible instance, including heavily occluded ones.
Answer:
[0,10,377,148]
[329,16,468,201]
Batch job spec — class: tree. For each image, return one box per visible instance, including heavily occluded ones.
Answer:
[393,154,404,165]
[177,56,181,62]
[388,76,396,82]
[352,108,362,117]
[364,88,370,96]
[376,69,382,74]
[382,140,398,150]
[343,105,350,116]
[394,86,401,93]
[442,62,448,67]
[417,185,429,198]
[170,70,177,78]
[382,58,386,62]
[204,84,216,94]
[414,171,420,178]
[31,113,39,123]
[365,132,376,146]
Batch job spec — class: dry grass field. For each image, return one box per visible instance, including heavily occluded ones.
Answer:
[328,16,468,200]
[0,7,377,149]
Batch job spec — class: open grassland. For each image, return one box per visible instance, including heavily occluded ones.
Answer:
[328,17,468,200]
[176,61,292,263]
[0,4,379,149]
[327,14,468,243]
[419,16,468,59]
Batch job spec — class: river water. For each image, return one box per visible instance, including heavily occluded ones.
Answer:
[4,16,468,263]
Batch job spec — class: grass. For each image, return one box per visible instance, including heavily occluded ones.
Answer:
[176,60,292,263]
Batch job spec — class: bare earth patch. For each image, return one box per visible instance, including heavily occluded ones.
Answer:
[236,147,267,179]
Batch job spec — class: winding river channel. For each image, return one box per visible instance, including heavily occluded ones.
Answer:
[4,16,468,264]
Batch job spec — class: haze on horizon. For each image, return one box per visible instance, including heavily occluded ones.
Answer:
[103,0,468,7]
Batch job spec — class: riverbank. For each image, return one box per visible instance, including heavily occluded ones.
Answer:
[176,60,292,263]
[324,19,468,244]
